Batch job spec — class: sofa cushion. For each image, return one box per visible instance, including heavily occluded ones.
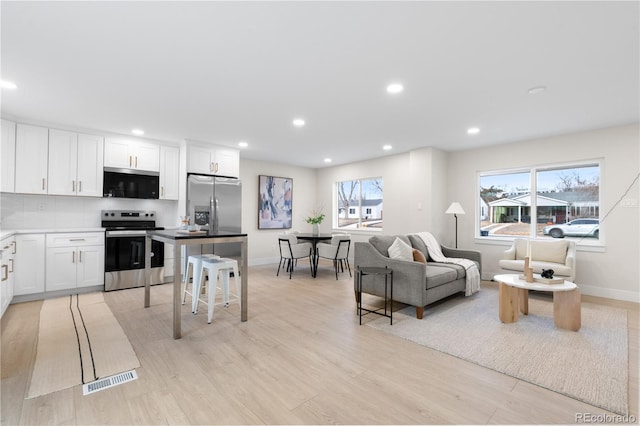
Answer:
[369,235,411,257]
[425,265,458,289]
[532,241,568,264]
[412,249,427,264]
[388,237,414,261]
[408,234,429,260]
[514,239,568,264]
[429,262,466,280]
[499,259,573,278]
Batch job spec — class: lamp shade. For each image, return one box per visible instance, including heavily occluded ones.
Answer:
[445,202,465,215]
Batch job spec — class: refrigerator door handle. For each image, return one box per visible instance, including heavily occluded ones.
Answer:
[213,197,219,233]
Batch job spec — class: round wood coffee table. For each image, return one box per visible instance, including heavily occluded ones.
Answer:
[493,274,581,331]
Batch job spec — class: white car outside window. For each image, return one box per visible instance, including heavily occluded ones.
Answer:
[542,219,599,238]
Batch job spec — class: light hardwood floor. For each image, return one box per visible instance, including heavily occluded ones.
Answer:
[2,262,638,425]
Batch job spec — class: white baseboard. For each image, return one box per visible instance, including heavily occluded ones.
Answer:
[577,284,640,303]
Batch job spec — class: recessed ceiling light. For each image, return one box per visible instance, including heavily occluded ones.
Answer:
[386,83,404,94]
[238,141,248,148]
[0,80,18,90]
[383,145,393,151]
[528,86,547,95]
[324,158,332,163]
[131,129,144,135]
[467,127,480,135]
[293,118,305,127]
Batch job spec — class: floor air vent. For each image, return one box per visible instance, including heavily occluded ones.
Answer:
[83,370,138,396]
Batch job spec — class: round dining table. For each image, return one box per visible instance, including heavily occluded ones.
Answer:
[295,233,332,277]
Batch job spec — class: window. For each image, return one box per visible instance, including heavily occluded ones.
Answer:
[336,178,383,230]
[479,163,600,241]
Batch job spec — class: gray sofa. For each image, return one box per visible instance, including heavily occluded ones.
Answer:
[353,234,482,319]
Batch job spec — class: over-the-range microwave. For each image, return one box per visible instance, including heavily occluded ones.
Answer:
[103,168,159,199]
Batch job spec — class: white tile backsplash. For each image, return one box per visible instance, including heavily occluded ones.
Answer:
[0,193,179,230]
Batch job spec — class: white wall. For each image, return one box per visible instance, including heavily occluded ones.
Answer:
[313,148,450,244]
[447,124,639,302]
[3,122,637,302]
[239,159,317,265]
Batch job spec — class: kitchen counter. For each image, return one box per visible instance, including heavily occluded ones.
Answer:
[144,230,248,339]
[1,228,106,240]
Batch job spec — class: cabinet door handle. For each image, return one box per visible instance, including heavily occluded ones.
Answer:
[215,162,219,173]
[2,265,7,282]
[79,181,82,193]
[72,251,75,263]
[210,162,214,173]
[9,258,14,273]
[69,238,86,242]
[129,155,132,167]
[79,250,82,263]
[11,241,16,254]
[135,156,138,168]
[161,186,164,197]
[42,178,46,190]
[72,180,76,192]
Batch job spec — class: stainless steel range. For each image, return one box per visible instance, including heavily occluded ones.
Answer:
[102,210,167,291]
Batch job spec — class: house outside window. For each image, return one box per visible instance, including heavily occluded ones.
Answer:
[336,178,383,230]
[479,163,600,241]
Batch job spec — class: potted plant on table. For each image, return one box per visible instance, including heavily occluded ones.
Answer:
[305,207,325,235]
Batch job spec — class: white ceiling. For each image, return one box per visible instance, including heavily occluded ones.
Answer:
[1,1,638,168]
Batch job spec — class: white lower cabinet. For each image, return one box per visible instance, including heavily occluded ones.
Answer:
[13,234,45,296]
[1,236,16,317]
[46,233,104,292]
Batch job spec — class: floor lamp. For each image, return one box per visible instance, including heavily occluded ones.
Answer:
[445,202,465,248]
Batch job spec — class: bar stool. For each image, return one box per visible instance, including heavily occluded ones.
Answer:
[182,254,219,313]
[196,258,240,324]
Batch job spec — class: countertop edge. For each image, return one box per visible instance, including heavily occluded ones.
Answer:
[1,228,106,240]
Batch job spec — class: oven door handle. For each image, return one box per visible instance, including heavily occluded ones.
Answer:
[106,230,148,237]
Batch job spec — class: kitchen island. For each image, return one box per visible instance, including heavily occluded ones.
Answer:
[145,229,248,339]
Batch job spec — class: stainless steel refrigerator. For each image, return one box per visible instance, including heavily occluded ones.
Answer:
[186,174,242,260]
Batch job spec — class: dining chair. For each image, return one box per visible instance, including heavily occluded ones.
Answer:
[277,234,313,279]
[315,234,352,280]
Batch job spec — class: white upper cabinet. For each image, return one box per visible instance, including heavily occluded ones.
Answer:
[1,119,16,193]
[47,129,78,196]
[159,145,179,200]
[76,133,105,197]
[215,148,240,177]
[15,124,49,194]
[47,129,104,197]
[104,137,160,172]
[187,143,239,177]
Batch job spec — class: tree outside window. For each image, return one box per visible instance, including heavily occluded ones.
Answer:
[479,164,600,240]
[336,178,383,230]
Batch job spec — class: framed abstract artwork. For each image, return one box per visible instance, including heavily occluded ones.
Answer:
[258,175,292,229]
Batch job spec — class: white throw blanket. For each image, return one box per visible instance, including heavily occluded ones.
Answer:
[417,232,480,296]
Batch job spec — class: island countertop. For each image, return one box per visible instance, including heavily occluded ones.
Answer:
[147,229,248,240]
[144,229,248,339]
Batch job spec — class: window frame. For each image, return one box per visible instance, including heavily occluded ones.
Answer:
[476,159,603,249]
[333,177,383,232]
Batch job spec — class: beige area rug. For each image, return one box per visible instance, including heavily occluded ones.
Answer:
[27,293,140,398]
[366,287,629,415]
